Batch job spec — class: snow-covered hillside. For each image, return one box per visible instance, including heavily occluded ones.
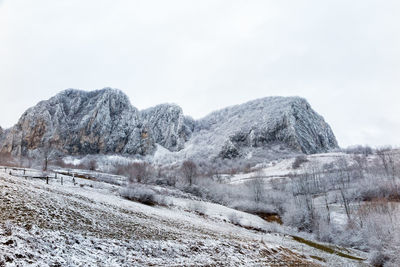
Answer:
[0,168,366,266]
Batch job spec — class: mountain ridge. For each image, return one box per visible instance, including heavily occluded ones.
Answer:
[0,88,338,160]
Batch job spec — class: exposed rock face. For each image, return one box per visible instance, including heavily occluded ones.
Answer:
[190,97,338,159]
[140,104,194,151]
[0,89,338,160]
[0,88,154,156]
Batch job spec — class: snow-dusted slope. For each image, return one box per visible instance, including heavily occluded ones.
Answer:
[0,170,366,266]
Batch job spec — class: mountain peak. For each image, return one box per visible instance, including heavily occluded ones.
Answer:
[1,88,151,156]
[191,95,337,160]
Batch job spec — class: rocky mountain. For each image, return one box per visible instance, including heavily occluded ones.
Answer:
[0,88,153,156]
[0,89,338,160]
[140,104,194,152]
[191,96,338,159]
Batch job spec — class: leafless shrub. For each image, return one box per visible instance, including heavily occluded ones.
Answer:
[283,197,317,232]
[228,212,241,225]
[114,162,152,184]
[369,251,389,267]
[130,162,152,183]
[187,201,207,216]
[120,186,156,206]
[120,186,169,206]
[358,181,400,201]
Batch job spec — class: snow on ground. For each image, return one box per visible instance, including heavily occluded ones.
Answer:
[0,166,367,266]
[229,152,351,185]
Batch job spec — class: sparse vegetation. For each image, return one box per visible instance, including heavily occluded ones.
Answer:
[291,236,364,261]
[181,160,197,186]
[1,144,398,265]
[292,155,308,169]
[120,186,157,206]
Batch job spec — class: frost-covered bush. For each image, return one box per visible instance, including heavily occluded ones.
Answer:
[120,185,172,206]
[282,197,316,232]
[356,201,400,266]
[228,212,241,225]
[120,186,156,205]
[357,180,400,201]
[246,176,265,203]
[369,251,389,267]
[343,145,373,156]
[187,201,207,215]
[182,185,208,199]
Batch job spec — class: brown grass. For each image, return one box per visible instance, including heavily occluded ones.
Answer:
[291,235,364,261]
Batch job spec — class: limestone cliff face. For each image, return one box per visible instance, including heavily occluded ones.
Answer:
[0,89,338,160]
[0,88,154,156]
[140,104,194,151]
[191,96,338,159]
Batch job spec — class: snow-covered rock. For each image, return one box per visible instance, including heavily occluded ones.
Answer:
[192,96,338,159]
[0,89,338,160]
[140,104,194,151]
[0,88,154,156]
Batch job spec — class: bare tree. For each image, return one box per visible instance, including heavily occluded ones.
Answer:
[128,162,151,184]
[376,147,397,180]
[339,188,351,220]
[88,160,97,171]
[39,143,56,171]
[181,160,197,186]
[353,154,367,179]
[335,156,352,189]
[247,176,265,203]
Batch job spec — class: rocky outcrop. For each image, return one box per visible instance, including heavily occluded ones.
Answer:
[190,97,338,159]
[141,104,194,151]
[0,88,154,156]
[0,89,338,160]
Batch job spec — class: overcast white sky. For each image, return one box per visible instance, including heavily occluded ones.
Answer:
[0,0,399,147]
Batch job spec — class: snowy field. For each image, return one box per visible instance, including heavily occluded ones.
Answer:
[228,152,351,185]
[0,166,368,266]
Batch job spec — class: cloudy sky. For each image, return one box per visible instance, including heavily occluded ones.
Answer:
[0,0,399,147]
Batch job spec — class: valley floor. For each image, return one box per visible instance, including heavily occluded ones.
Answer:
[0,169,367,266]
